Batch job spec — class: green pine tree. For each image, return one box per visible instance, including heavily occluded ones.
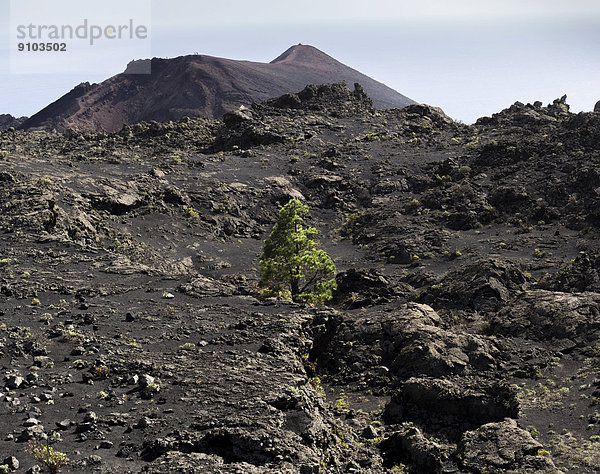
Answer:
[259,199,336,304]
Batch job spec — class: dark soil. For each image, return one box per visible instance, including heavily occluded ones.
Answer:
[0,84,599,473]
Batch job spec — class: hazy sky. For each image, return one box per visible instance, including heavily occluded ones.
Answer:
[1,0,599,123]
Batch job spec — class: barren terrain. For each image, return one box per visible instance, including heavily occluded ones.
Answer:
[0,84,600,473]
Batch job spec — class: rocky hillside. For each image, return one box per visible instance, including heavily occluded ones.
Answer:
[0,115,26,130]
[17,45,415,133]
[0,83,600,473]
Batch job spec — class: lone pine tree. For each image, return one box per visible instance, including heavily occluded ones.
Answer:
[259,199,336,304]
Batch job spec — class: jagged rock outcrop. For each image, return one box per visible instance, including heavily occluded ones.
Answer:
[309,302,502,387]
[476,96,570,128]
[330,268,405,308]
[384,377,519,433]
[458,419,559,473]
[263,82,374,116]
[421,259,528,312]
[0,114,27,129]
[489,290,600,348]
[539,250,600,292]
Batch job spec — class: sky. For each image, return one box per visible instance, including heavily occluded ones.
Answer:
[0,0,599,124]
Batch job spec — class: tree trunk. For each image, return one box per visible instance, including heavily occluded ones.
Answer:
[291,278,299,301]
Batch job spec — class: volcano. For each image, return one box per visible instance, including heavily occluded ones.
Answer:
[19,44,415,132]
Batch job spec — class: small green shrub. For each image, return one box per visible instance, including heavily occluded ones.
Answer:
[309,376,326,397]
[186,207,200,220]
[26,440,69,473]
[333,391,349,413]
[527,425,539,438]
[533,248,547,258]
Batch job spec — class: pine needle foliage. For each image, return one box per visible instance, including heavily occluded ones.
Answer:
[259,199,336,304]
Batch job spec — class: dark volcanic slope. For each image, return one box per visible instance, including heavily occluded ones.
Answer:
[19,44,415,133]
[1,85,600,473]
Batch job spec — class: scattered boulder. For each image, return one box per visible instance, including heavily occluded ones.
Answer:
[55,419,72,431]
[402,103,456,131]
[162,184,189,205]
[2,456,19,471]
[380,424,446,473]
[458,419,559,473]
[222,105,253,126]
[138,375,155,388]
[178,275,236,297]
[212,105,286,151]
[87,179,144,215]
[5,375,24,389]
[23,418,40,427]
[264,176,305,202]
[17,424,45,442]
[138,374,161,399]
[361,425,379,440]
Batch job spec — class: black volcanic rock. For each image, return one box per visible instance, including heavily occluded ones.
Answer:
[0,114,27,129]
[475,96,571,128]
[330,268,400,308]
[3,86,600,472]
[489,290,600,347]
[458,419,559,473]
[19,44,415,132]
[380,424,447,473]
[212,82,378,151]
[539,250,600,292]
[421,259,528,312]
[385,376,519,432]
[263,82,374,115]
